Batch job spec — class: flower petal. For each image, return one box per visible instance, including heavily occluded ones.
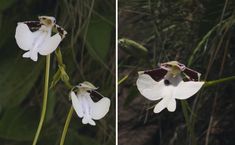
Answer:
[153,97,168,113]
[183,67,201,81]
[82,117,96,126]
[88,119,96,126]
[136,74,164,100]
[22,51,31,58]
[71,91,84,118]
[38,33,62,55]
[90,97,111,120]
[167,98,176,112]
[173,81,204,100]
[15,23,34,51]
[22,49,38,61]
[82,117,88,124]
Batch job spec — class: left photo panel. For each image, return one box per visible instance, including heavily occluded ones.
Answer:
[0,0,116,145]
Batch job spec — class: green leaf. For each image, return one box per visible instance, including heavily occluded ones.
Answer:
[86,16,113,61]
[0,106,39,141]
[0,54,43,108]
[0,0,16,11]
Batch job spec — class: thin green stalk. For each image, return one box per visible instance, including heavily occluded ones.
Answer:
[118,75,129,85]
[32,55,51,145]
[60,106,74,145]
[55,48,74,145]
[204,76,235,87]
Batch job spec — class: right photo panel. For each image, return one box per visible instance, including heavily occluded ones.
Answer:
[118,0,235,145]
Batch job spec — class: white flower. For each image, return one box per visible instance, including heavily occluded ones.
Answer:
[15,16,67,61]
[136,61,204,113]
[70,82,111,126]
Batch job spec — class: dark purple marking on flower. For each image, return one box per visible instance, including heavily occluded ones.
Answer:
[23,21,41,32]
[21,21,67,39]
[54,24,67,39]
[177,63,186,71]
[144,68,168,81]
[183,67,201,81]
[87,90,103,102]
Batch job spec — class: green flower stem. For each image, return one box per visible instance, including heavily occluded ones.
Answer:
[32,55,51,145]
[55,48,73,89]
[55,48,80,145]
[60,106,74,145]
[55,48,74,145]
[204,76,235,87]
[64,81,73,89]
[118,74,129,85]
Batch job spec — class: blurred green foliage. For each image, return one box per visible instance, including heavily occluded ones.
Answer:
[118,0,235,145]
[0,0,115,145]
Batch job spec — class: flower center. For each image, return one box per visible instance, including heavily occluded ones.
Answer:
[164,79,171,86]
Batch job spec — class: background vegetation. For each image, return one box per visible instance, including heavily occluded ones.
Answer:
[118,0,235,145]
[0,0,115,145]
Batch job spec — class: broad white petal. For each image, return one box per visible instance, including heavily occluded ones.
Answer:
[71,91,84,118]
[90,97,110,120]
[15,23,34,51]
[167,98,176,112]
[136,74,164,100]
[38,33,61,55]
[173,81,204,100]
[153,97,168,113]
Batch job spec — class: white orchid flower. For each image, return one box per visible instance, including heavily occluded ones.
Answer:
[15,16,67,61]
[70,81,111,126]
[136,61,204,113]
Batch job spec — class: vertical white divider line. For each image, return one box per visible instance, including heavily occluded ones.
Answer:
[115,0,118,144]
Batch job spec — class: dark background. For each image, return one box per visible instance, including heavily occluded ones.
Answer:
[0,0,115,145]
